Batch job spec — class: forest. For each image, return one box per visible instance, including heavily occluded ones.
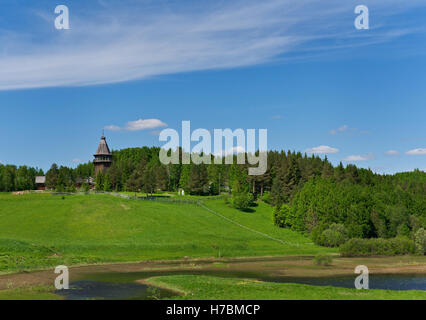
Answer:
[1,146,425,254]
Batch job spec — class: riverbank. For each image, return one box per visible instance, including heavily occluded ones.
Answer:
[0,255,424,299]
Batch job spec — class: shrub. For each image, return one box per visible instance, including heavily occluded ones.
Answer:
[414,228,426,255]
[81,182,90,192]
[223,194,231,205]
[232,192,254,211]
[273,204,291,228]
[313,254,333,266]
[310,225,326,246]
[261,191,271,204]
[339,237,416,257]
[321,223,348,247]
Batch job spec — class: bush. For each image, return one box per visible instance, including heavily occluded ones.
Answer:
[223,194,231,206]
[339,237,416,257]
[321,223,348,247]
[313,254,333,266]
[273,204,291,228]
[261,191,271,204]
[232,192,254,211]
[414,228,426,255]
[81,182,90,192]
[310,223,347,247]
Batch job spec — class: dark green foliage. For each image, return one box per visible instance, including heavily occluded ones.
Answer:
[414,228,425,255]
[126,171,141,193]
[95,171,104,191]
[288,173,425,247]
[339,237,416,257]
[188,163,209,195]
[142,166,156,195]
[45,164,59,190]
[103,174,112,192]
[81,182,90,192]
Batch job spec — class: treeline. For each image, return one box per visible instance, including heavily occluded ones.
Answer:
[65,148,337,196]
[273,170,426,254]
[0,164,43,192]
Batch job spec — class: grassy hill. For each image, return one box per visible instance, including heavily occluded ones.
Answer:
[0,193,332,273]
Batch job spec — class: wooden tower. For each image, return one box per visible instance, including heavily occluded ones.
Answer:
[94,135,112,175]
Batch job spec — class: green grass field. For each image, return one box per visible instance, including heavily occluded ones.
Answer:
[0,286,61,300]
[147,275,426,300]
[0,193,332,273]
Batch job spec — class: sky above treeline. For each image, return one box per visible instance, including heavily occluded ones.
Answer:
[0,0,425,173]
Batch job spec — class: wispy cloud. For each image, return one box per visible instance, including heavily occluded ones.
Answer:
[385,150,400,156]
[329,125,349,135]
[306,145,339,154]
[406,148,426,155]
[343,153,375,161]
[0,0,425,90]
[329,125,370,135]
[105,118,167,132]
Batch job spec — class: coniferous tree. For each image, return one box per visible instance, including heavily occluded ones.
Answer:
[95,171,105,191]
[46,164,59,190]
[142,166,156,195]
[188,163,209,195]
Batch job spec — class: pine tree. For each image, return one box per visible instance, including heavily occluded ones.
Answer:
[142,166,156,195]
[46,164,59,190]
[95,171,104,191]
[103,173,112,191]
[188,163,209,195]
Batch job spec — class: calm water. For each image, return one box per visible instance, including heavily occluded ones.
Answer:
[56,268,425,300]
[270,274,426,291]
[57,280,175,300]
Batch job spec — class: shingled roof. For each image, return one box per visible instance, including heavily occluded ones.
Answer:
[94,136,112,156]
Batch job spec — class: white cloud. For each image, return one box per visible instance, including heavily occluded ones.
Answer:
[104,125,121,131]
[329,125,348,135]
[72,158,83,163]
[343,153,375,161]
[329,125,371,136]
[0,0,425,90]
[306,145,339,154]
[105,118,167,132]
[125,119,167,131]
[406,148,426,155]
[215,146,245,157]
[385,150,400,156]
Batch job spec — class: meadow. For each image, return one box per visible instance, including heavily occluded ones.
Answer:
[146,275,426,300]
[0,192,332,274]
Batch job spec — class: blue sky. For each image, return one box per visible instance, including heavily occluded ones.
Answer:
[0,0,425,173]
